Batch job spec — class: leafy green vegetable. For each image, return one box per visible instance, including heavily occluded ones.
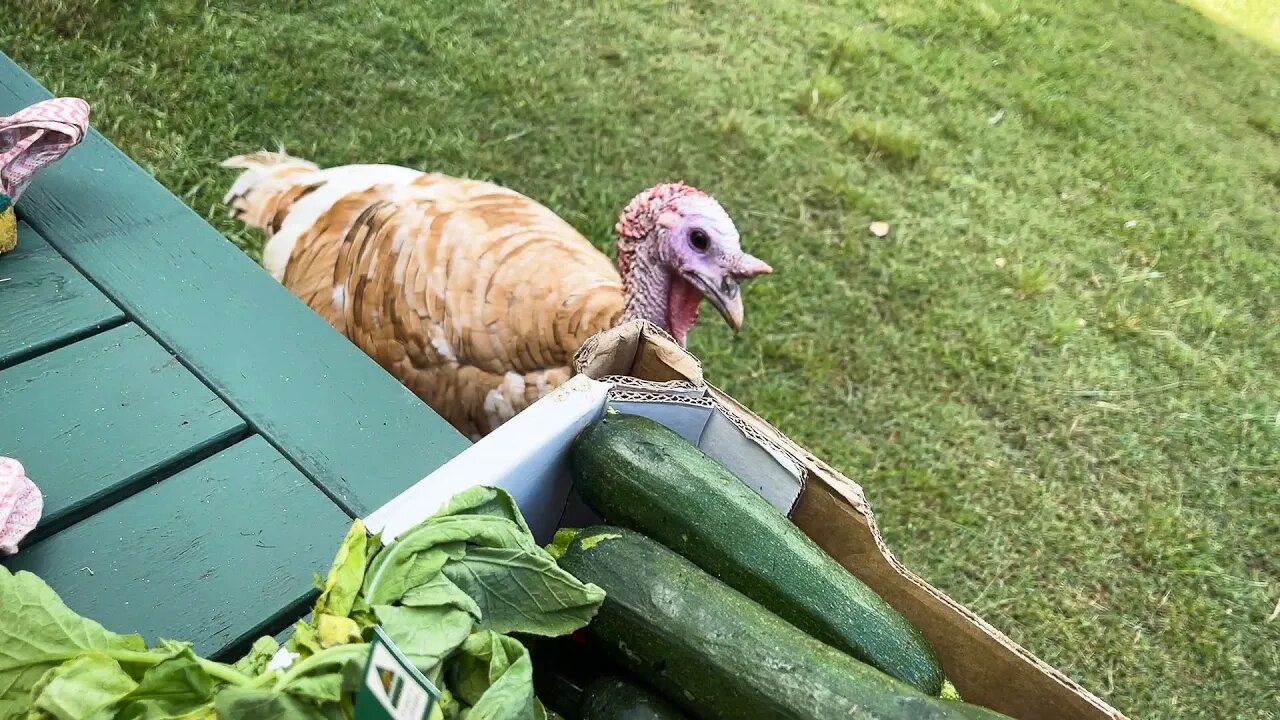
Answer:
[28,653,137,720]
[0,486,603,720]
[320,485,602,719]
[232,637,280,678]
[442,547,605,636]
[272,643,367,704]
[0,567,146,718]
[544,528,580,561]
[445,631,534,716]
[363,487,604,641]
[313,520,373,620]
[286,621,324,659]
[97,645,218,719]
[313,615,362,650]
[212,687,332,720]
[371,606,473,672]
[437,486,532,535]
[397,573,482,621]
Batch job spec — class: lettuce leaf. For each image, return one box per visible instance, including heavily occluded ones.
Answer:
[0,567,147,719]
[232,637,280,677]
[28,653,137,719]
[442,547,604,637]
[361,487,604,640]
[97,645,218,718]
[313,520,373,620]
[1,487,602,720]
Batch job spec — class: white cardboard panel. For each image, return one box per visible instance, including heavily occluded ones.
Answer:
[698,410,802,513]
[366,374,805,545]
[364,375,609,543]
[608,398,714,445]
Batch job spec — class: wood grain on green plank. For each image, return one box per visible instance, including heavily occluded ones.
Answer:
[0,54,470,517]
[0,221,123,368]
[0,323,245,538]
[2,436,352,659]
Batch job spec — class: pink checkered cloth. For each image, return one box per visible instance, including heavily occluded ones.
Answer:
[0,97,90,202]
[0,458,42,555]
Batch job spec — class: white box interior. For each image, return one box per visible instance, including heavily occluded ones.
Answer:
[365,374,804,545]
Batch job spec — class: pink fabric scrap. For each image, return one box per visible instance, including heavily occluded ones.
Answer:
[0,97,90,202]
[0,457,42,555]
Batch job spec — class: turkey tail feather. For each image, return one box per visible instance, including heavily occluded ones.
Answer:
[220,149,322,234]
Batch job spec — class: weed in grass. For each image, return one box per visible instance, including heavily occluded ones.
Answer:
[842,114,925,163]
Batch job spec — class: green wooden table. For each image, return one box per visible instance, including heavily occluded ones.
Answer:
[0,54,470,660]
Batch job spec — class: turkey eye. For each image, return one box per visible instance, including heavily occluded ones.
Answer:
[689,229,711,252]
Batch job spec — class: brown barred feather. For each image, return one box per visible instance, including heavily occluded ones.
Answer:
[224,153,624,438]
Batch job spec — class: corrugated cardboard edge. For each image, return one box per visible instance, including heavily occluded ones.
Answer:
[601,379,808,515]
[574,321,1129,720]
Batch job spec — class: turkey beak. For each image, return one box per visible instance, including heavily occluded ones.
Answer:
[707,282,746,332]
[699,252,772,333]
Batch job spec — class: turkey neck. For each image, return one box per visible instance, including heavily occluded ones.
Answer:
[618,256,699,347]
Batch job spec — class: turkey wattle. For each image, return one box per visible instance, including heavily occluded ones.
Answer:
[221,151,771,438]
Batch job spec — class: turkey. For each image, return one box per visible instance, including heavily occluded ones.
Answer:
[221,151,772,438]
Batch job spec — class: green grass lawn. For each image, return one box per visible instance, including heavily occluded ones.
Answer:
[4,0,1277,716]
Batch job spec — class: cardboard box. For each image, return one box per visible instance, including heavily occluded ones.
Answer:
[366,320,1126,720]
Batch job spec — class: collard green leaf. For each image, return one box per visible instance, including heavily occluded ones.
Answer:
[443,547,604,637]
[92,646,218,720]
[280,672,344,708]
[231,637,280,678]
[348,598,378,638]
[211,687,332,720]
[363,490,601,637]
[314,615,362,649]
[364,487,552,605]
[96,702,217,720]
[313,520,372,620]
[286,621,324,659]
[0,488,596,720]
[363,539,459,607]
[0,568,147,718]
[446,632,538,720]
[29,653,137,720]
[397,573,482,621]
[274,643,368,705]
[431,486,531,536]
[372,605,473,673]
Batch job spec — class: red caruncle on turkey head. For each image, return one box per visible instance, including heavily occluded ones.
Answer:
[615,182,772,346]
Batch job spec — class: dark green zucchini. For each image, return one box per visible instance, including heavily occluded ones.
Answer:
[569,412,944,694]
[557,526,1011,720]
[529,636,687,720]
[580,675,689,720]
[529,635,614,720]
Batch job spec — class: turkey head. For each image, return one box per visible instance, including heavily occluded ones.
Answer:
[616,182,772,346]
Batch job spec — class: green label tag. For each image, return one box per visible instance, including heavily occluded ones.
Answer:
[355,627,440,720]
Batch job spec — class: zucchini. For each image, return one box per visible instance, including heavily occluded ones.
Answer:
[530,638,593,720]
[529,636,688,719]
[558,527,1010,720]
[581,675,689,720]
[570,412,944,694]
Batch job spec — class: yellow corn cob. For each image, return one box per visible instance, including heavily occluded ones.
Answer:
[0,196,15,254]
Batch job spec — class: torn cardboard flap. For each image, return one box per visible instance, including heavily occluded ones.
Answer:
[575,321,703,385]
[572,320,1128,720]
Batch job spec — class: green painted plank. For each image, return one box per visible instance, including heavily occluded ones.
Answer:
[2,436,351,659]
[0,54,470,517]
[0,323,246,536]
[0,221,124,368]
